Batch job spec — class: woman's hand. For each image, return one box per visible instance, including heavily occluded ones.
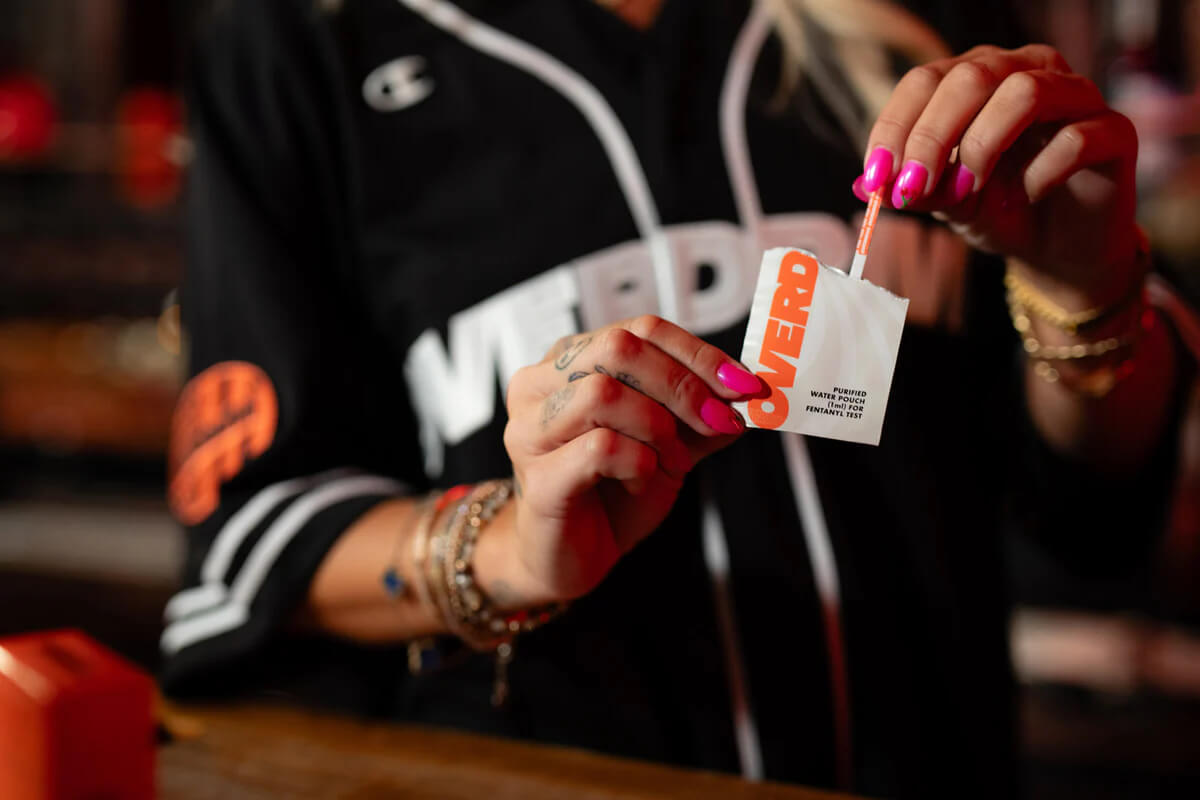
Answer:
[495,316,757,605]
[854,44,1141,306]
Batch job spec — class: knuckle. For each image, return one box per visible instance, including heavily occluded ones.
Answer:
[1113,111,1138,146]
[601,327,642,361]
[588,428,620,458]
[958,128,990,168]
[999,71,1041,108]
[871,115,909,143]
[962,44,999,60]
[502,420,523,457]
[1056,124,1088,159]
[666,362,703,410]
[907,127,949,154]
[589,373,624,407]
[688,339,721,375]
[948,61,996,95]
[901,64,943,95]
[1024,43,1069,71]
[627,314,666,340]
[505,365,533,410]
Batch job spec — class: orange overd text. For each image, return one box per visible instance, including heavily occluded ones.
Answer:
[747,251,819,430]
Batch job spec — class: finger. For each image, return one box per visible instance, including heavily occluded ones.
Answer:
[547,320,760,401]
[511,373,693,479]
[927,160,978,210]
[1022,111,1137,202]
[527,427,659,506]
[852,173,871,203]
[543,321,749,438]
[863,58,956,192]
[957,69,1107,192]
[679,419,748,466]
[504,363,543,416]
[864,45,1068,197]
[619,315,762,400]
[891,49,1076,208]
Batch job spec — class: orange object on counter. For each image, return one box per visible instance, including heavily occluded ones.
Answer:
[0,630,155,800]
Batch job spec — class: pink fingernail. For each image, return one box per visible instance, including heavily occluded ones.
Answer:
[891,161,929,209]
[716,362,761,394]
[852,174,870,203]
[950,163,975,204]
[862,147,893,193]
[700,398,744,435]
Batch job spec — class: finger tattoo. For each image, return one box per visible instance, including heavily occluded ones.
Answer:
[593,364,640,390]
[549,335,574,358]
[554,336,593,371]
[540,383,577,429]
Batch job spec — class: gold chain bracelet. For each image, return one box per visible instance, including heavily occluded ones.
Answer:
[1009,298,1140,360]
[1003,227,1148,335]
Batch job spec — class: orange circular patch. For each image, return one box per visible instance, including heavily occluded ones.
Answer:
[168,361,278,525]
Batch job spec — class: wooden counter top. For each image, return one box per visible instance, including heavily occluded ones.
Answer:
[160,704,860,800]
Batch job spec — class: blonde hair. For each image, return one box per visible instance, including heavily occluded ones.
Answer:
[767,0,950,148]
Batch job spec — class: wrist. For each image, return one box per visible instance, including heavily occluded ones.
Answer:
[1008,224,1146,312]
[471,499,557,611]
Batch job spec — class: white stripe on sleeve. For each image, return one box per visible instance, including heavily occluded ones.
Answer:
[164,468,356,623]
[161,473,403,655]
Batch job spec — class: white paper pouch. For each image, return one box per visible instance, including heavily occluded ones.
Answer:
[734,248,908,446]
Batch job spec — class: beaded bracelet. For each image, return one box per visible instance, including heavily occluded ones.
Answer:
[439,480,565,651]
[408,480,567,704]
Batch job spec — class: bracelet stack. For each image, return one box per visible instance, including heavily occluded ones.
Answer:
[1004,252,1154,398]
[397,479,566,706]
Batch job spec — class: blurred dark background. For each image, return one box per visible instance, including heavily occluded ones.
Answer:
[0,1,1198,798]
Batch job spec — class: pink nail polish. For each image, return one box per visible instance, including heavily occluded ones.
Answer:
[950,163,975,204]
[891,161,929,209]
[852,175,870,203]
[700,398,743,435]
[862,147,893,193]
[717,362,761,394]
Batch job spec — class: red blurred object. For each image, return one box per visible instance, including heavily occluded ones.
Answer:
[116,87,184,208]
[0,76,58,161]
[0,630,155,800]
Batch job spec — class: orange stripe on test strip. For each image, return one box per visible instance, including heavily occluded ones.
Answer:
[849,189,882,280]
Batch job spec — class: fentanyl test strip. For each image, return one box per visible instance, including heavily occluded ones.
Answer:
[735,192,908,446]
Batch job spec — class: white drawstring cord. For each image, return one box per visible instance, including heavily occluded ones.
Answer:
[719,0,854,789]
[395,0,679,321]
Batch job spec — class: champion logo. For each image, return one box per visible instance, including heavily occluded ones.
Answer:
[362,55,434,112]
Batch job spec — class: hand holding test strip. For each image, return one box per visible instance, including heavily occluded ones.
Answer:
[735,189,908,446]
